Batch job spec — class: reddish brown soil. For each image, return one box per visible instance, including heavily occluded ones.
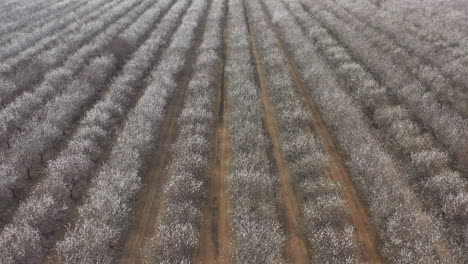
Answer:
[247,9,311,263]
[118,1,214,261]
[119,77,188,263]
[194,22,233,264]
[256,1,385,262]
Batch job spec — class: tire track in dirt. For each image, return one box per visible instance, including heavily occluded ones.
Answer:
[119,69,191,264]
[119,61,194,264]
[245,2,310,262]
[257,1,384,263]
[119,1,213,262]
[118,85,181,264]
[194,4,233,263]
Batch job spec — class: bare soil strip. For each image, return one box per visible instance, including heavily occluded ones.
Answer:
[118,76,186,264]
[194,22,232,263]
[297,4,458,261]
[288,47,385,264]
[257,1,384,263]
[119,2,213,262]
[119,48,195,264]
[246,5,310,263]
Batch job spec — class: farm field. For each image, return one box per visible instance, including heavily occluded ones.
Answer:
[0,0,467,263]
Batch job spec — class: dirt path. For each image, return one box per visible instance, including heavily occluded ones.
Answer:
[194,10,233,263]
[119,45,197,264]
[245,4,311,263]
[297,3,458,261]
[119,1,213,262]
[118,77,187,264]
[256,1,385,263]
